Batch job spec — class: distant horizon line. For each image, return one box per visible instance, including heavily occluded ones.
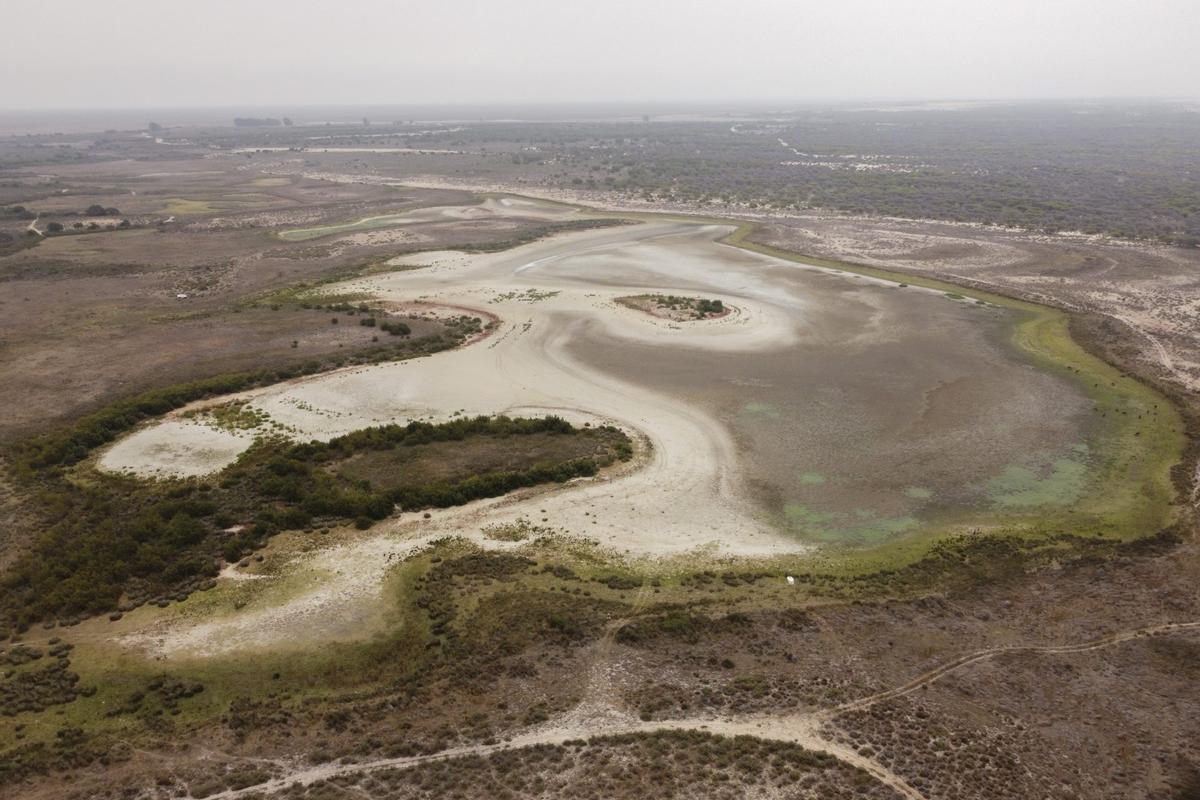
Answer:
[3,96,1199,114]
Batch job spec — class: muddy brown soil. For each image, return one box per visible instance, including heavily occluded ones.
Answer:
[0,161,585,441]
[752,215,1200,397]
[2,142,1198,800]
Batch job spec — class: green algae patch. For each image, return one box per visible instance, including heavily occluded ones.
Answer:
[740,401,781,420]
[845,514,920,544]
[987,459,1089,509]
[784,503,836,529]
[719,219,1186,553]
[783,503,920,546]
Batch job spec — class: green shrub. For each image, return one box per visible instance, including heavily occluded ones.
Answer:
[380,320,411,336]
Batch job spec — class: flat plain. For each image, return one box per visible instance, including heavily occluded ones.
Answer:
[0,106,1197,800]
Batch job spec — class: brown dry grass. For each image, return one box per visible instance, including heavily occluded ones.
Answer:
[335,428,628,490]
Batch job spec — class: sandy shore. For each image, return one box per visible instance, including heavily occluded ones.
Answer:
[112,214,815,656]
[103,217,809,557]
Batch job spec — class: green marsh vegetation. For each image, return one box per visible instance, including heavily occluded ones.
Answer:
[0,495,1184,785]
[0,540,645,782]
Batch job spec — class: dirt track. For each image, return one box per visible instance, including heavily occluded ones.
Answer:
[198,618,1200,800]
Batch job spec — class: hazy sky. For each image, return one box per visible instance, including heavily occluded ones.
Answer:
[5,0,1197,109]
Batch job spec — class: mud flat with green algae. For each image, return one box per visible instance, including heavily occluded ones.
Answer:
[49,195,1181,660]
[103,197,1186,575]
[556,215,1184,560]
[1,194,1189,800]
[716,221,1186,568]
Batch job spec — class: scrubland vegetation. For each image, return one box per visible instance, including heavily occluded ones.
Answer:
[1,112,1197,799]
[413,103,1200,246]
[4,525,1185,794]
[0,540,628,785]
[271,732,899,800]
[0,414,629,634]
[827,697,1037,799]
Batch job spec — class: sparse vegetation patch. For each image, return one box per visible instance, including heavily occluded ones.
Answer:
[617,293,728,321]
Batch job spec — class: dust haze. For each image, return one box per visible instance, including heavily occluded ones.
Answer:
[3,3,1200,799]
[4,0,1199,109]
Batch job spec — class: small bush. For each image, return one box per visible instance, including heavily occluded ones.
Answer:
[380,320,411,337]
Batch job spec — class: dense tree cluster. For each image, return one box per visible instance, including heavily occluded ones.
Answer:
[633,295,726,319]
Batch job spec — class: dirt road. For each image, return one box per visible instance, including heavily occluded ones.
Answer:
[199,618,1200,800]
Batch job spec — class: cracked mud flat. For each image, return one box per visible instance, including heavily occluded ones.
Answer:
[100,420,253,478]
[105,202,1097,658]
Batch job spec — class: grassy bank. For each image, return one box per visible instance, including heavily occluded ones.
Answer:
[2,521,1174,787]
